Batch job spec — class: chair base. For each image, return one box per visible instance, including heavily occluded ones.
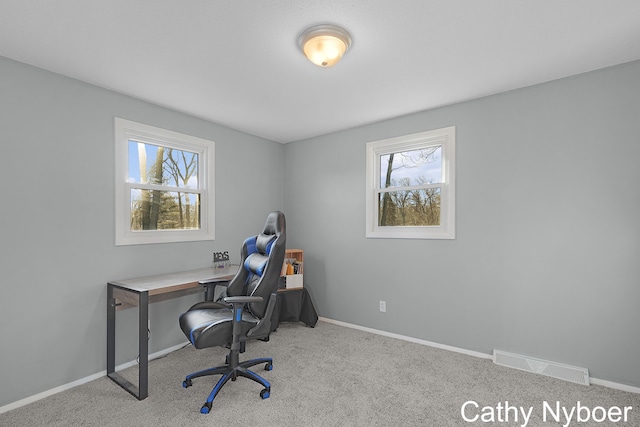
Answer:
[182,356,273,414]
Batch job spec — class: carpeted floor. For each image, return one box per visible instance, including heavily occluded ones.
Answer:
[1,320,638,426]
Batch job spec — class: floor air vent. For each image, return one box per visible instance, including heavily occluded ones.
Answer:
[493,350,590,386]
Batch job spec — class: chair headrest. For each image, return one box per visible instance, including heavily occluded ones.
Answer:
[255,233,276,255]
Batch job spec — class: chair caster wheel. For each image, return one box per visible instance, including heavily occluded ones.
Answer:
[183,379,192,388]
[264,362,273,371]
[200,403,212,414]
[260,388,270,399]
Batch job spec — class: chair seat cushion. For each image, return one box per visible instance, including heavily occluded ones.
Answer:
[180,307,259,349]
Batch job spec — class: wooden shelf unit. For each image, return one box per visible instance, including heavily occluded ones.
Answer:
[282,249,304,289]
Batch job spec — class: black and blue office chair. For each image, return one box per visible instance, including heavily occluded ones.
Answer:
[179,211,286,414]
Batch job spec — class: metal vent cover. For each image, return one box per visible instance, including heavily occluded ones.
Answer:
[493,350,590,386]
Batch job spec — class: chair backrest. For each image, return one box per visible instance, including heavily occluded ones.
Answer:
[226,211,286,318]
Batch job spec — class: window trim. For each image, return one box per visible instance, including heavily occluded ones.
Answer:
[365,126,456,239]
[114,118,215,245]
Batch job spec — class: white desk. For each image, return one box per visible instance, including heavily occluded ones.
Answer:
[107,265,238,400]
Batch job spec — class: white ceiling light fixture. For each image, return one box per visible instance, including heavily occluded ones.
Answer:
[298,24,352,67]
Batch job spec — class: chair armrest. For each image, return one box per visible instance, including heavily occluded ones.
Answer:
[225,296,264,352]
[223,296,263,304]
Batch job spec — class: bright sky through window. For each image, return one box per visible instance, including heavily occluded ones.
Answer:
[380,146,442,188]
[127,141,198,188]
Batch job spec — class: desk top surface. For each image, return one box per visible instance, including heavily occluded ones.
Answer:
[108,265,239,294]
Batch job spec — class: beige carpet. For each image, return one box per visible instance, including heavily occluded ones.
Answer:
[1,320,638,426]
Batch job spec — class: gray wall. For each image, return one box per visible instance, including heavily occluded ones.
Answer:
[0,56,284,407]
[284,60,640,388]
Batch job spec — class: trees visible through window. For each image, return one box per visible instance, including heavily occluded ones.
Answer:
[366,127,455,239]
[378,146,442,227]
[128,142,200,231]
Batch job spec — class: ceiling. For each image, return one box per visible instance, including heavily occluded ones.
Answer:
[1,1,639,143]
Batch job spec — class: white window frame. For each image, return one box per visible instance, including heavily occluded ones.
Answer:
[114,118,215,245]
[365,126,455,239]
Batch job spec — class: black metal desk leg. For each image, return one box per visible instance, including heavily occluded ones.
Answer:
[107,284,116,375]
[106,285,148,401]
[138,291,149,400]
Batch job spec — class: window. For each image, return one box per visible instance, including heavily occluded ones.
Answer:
[365,126,455,239]
[115,118,215,245]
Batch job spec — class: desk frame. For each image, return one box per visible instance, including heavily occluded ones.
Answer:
[106,266,237,400]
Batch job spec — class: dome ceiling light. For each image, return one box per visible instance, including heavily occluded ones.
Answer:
[298,24,352,67]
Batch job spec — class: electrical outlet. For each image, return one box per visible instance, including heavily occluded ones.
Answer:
[379,300,386,312]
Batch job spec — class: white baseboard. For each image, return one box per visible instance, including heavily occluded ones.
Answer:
[318,317,640,395]
[0,341,190,415]
[591,377,640,394]
[318,317,493,360]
